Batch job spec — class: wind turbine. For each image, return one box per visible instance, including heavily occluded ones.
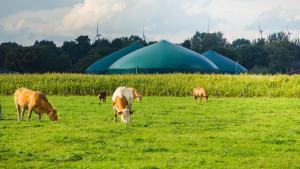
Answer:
[142,27,146,42]
[287,27,292,40]
[258,24,263,39]
[94,18,102,42]
[207,21,210,33]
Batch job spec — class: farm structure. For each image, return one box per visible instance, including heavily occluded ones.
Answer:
[86,40,248,74]
[202,50,248,74]
[85,42,143,74]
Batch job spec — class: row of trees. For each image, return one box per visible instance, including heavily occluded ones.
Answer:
[0,35,145,73]
[183,32,300,73]
[0,31,299,73]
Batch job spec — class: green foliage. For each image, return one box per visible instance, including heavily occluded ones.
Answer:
[181,39,191,49]
[231,38,251,49]
[1,31,300,74]
[235,44,269,69]
[1,74,300,97]
[190,31,227,53]
[0,96,299,168]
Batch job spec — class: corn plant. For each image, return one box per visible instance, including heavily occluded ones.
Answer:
[1,73,300,97]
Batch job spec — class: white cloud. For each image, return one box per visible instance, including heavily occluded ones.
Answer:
[1,8,68,35]
[0,0,300,45]
[62,0,126,32]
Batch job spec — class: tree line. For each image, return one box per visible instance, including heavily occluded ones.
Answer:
[0,31,299,74]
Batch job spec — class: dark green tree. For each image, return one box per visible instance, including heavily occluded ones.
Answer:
[34,40,71,72]
[190,31,227,53]
[236,44,269,70]
[266,40,298,73]
[231,38,251,49]
[62,41,79,64]
[181,39,191,49]
[75,35,91,62]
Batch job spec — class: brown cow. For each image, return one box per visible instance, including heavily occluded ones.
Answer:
[14,87,58,122]
[97,91,107,104]
[127,87,142,102]
[193,87,209,102]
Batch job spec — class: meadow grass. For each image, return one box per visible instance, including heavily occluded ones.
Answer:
[0,96,299,169]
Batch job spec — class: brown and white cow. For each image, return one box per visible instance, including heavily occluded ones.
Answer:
[112,87,134,123]
[14,87,58,122]
[127,87,142,102]
[193,87,209,102]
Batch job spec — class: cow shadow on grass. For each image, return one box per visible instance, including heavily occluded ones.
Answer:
[48,153,83,162]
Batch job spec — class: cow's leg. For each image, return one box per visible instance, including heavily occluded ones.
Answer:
[128,105,133,122]
[27,108,33,122]
[199,95,202,102]
[113,108,117,123]
[194,95,197,101]
[38,113,41,122]
[128,104,132,114]
[129,110,132,122]
[16,104,21,122]
[21,108,26,121]
[120,114,124,123]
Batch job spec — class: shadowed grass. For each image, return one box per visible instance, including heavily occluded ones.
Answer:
[0,96,299,168]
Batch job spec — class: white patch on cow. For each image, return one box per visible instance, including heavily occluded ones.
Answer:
[112,87,134,104]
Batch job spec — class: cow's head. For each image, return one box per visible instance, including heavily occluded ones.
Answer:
[204,95,209,102]
[137,95,142,102]
[118,108,131,123]
[113,95,131,123]
[49,109,58,121]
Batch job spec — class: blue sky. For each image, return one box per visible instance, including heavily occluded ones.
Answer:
[1,0,300,46]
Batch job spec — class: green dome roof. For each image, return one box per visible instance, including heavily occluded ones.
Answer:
[202,50,248,74]
[85,42,143,74]
[0,68,14,74]
[108,40,219,74]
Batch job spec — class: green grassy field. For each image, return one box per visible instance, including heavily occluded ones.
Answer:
[0,96,299,169]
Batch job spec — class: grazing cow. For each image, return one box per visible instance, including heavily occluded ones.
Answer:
[112,87,134,123]
[127,87,142,102]
[14,87,58,122]
[97,91,107,104]
[193,87,209,102]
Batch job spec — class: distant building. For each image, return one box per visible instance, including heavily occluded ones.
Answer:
[85,42,143,74]
[202,50,248,74]
[108,40,219,74]
[288,69,300,75]
[0,68,15,74]
[85,40,249,74]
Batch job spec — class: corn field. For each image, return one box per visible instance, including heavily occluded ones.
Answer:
[1,73,300,97]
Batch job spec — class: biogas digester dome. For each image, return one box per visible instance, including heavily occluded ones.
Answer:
[202,50,248,74]
[0,68,14,74]
[85,42,143,74]
[108,40,219,74]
